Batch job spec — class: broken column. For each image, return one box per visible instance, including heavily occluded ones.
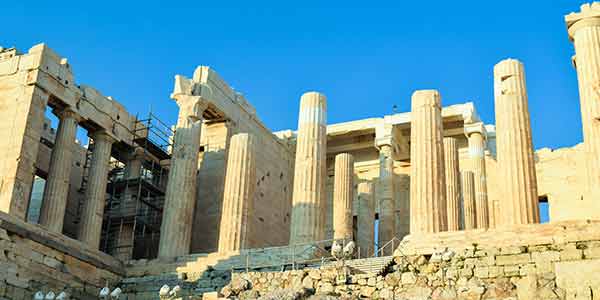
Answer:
[333,153,354,240]
[158,90,207,258]
[443,137,461,231]
[464,122,489,228]
[218,133,256,253]
[410,90,447,234]
[289,92,328,244]
[39,108,80,233]
[78,130,115,249]
[356,182,374,257]
[494,59,540,225]
[461,171,476,230]
[566,4,600,198]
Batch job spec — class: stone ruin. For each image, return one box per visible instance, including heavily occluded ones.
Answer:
[1,2,600,299]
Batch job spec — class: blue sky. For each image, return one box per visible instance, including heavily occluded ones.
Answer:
[0,1,584,151]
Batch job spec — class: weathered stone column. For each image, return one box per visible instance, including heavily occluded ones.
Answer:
[289,92,327,245]
[464,123,489,228]
[443,137,461,231]
[158,94,207,258]
[566,5,600,198]
[333,153,354,240]
[410,90,447,234]
[125,147,145,180]
[78,130,115,249]
[376,145,396,246]
[356,182,374,257]
[218,133,256,253]
[461,171,476,230]
[494,59,540,225]
[39,108,79,233]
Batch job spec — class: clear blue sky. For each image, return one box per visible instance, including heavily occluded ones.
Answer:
[0,1,583,150]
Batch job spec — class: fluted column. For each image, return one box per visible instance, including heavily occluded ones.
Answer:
[567,5,600,197]
[158,96,207,258]
[377,145,396,245]
[333,153,354,240]
[465,123,489,228]
[39,108,79,233]
[78,130,115,249]
[494,59,540,225]
[356,182,374,257]
[218,133,256,253]
[461,171,476,230]
[410,90,447,234]
[289,92,327,244]
[443,137,461,231]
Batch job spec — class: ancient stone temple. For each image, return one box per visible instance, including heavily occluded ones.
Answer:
[1,2,600,299]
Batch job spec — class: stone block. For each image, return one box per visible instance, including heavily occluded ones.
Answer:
[43,256,63,269]
[401,272,416,285]
[584,247,600,259]
[495,253,531,266]
[532,251,560,263]
[560,248,583,261]
[473,266,489,278]
[499,246,526,255]
[504,265,520,276]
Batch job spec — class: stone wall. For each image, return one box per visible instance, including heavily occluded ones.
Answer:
[217,221,600,299]
[0,211,123,299]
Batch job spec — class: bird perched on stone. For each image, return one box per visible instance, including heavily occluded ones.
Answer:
[99,287,110,299]
[331,241,343,258]
[159,284,170,299]
[45,291,56,299]
[55,292,69,300]
[34,291,45,300]
[343,241,355,259]
[110,287,122,299]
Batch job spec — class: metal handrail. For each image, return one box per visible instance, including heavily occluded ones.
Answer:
[376,236,402,257]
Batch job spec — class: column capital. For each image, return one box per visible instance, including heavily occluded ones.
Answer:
[566,3,600,41]
[175,95,209,122]
[89,130,116,144]
[375,121,408,160]
[464,122,487,140]
[53,107,83,122]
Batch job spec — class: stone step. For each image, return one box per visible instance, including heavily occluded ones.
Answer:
[318,255,395,275]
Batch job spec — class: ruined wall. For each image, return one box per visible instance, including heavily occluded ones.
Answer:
[0,211,122,299]
[190,67,295,253]
[221,221,600,300]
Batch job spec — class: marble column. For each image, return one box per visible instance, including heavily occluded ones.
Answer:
[333,153,354,240]
[494,59,540,225]
[125,148,145,180]
[357,182,374,257]
[464,123,489,228]
[218,133,256,253]
[566,5,600,197]
[78,130,115,249]
[410,90,447,234]
[289,92,327,244]
[39,108,79,233]
[461,171,476,230]
[443,137,461,231]
[377,144,396,244]
[158,95,207,258]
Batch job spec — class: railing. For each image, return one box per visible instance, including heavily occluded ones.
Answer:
[236,238,354,273]
[375,236,402,257]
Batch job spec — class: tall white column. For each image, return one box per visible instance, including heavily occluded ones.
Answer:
[39,108,80,233]
[78,130,115,249]
[289,92,327,244]
[356,182,374,257]
[464,123,489,228]
[494,59,540,225]
[461,171,476,230]
[410,90,447,234]
[158,96,207,258]
[333,153,354,240]
[443,137,461,231]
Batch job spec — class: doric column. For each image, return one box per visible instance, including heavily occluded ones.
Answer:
[289,92,327,245]
[461,171,476,230]
[464,122,489,228]
[39,108,80,233]
[78,130,115,249]
[494,59,540,225]
[158,95,207,258]
[566,4,600,197]
[356,182,374,257]
[443,137,461,231]
[218,133,256,253]
[333,153,354,240]
[409,90,447,234]
[374,121,400,247]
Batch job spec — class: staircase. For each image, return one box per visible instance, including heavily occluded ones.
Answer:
[321,255,395,275]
